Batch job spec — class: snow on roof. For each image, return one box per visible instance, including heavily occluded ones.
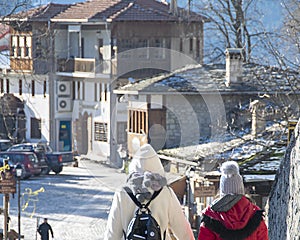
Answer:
[243,174,275,182]
[116,63,300,95]
[158,121,287,175]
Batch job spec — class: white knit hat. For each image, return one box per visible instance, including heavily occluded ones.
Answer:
[219,161,244,196]
[128,144,165,177]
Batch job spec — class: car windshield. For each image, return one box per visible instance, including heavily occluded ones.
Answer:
[9,145,33,151]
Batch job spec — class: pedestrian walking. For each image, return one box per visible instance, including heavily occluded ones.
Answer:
[104,143,195,240]
[38,218,54,240]
[198,161,268,240]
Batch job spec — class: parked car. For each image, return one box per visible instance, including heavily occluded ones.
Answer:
[7,143,49,175]
[7,142,75,174]
[0,152,42,179]
[36,142,75,174]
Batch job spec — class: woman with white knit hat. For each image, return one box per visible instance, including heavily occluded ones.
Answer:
[104,143,195,240]
[198,161,269,240]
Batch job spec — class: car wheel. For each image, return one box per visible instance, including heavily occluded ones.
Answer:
[52,165,63,174]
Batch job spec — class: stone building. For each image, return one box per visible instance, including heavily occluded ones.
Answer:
[115,49,300,156]
[0,0,207,165]
[268,119,300,239]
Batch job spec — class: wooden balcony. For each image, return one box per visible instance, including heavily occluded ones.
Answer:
[10,58,32,71]
[57,58,113,75]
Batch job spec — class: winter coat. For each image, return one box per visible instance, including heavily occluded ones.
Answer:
[198,194,268,240]
[38,222,53,240]
[104,184,195,240]
[104,144,194,240]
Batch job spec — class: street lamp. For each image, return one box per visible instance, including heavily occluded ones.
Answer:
[15,164,22,240]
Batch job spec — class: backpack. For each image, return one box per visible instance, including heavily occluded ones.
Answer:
[123,186,165,240]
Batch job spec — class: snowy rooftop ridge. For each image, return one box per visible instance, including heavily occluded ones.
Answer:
[116,63,300,95]
[158,121,287,174]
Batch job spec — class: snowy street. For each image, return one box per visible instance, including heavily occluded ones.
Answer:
[0,159,127,240]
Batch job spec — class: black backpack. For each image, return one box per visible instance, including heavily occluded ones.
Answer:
[123,186,165,240]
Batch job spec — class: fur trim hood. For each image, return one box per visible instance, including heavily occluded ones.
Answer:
[126,171,167,202]
[127,144,167,202]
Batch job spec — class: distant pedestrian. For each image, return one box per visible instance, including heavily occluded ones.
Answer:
[38,218,54,240]
[104,143,195,240]
[198,161,268,240]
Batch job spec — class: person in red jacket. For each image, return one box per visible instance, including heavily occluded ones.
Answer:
[198,161,268,240]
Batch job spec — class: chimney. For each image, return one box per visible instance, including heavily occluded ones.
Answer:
[225,48,243,86]
[169,0,178,16]
[250,100,266,138]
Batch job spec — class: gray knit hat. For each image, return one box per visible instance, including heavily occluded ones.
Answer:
[219,161,245,196]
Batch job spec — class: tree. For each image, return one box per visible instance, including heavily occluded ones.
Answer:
[261,0,300,71]
[195,0,277,63]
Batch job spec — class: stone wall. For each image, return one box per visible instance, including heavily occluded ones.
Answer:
[165,94,253,148]
[268,119,300,239]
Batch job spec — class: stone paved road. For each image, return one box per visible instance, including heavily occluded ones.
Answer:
[0,158,127,240]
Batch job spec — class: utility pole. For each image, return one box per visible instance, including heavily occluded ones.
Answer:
[1,159,17,240]
[3,159,10,240]
[3,193,9,240]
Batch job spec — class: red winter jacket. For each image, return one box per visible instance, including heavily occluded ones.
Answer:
[198,195,268,240]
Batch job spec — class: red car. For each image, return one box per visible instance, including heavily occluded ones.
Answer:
[0,152,42,179]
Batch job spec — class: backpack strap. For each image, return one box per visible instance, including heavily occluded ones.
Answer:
[123,186,165,240]
[124,186,162,209]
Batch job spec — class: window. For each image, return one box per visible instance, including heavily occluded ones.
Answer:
[31,117,41,139]
[104,83,108,101]
[31,80,35,96]
[154,38,166,59]
[128,109,147,134]
[119,39,133,58]
[179,38,183,52]
[81,38,84,58]
[137,39,149,59]
[99,83,102,101]
[6,79,9,93]
[196,38,200,58]
[0,79,3,93]
[94,83,97,102]
[19,79,22,95]
[189,38,193,52]
[72,81,76,100]
[74,81,84,100]
[94,122,108,142]
[11,35,32,58]
[43,80,46,97]
[99,83,108,102]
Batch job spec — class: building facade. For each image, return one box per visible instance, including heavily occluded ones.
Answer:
[0,0,206,165]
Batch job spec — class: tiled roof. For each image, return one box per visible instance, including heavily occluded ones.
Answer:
[2,3,71,22]
[52,0,205,22]
[115,63,300,95]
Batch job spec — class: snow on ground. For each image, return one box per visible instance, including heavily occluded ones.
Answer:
[0,160,127,240]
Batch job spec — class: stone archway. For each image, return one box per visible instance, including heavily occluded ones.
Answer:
[0,93,26,142]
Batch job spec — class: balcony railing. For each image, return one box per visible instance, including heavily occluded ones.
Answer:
[10,58,33,71]
[57,58,113,75]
